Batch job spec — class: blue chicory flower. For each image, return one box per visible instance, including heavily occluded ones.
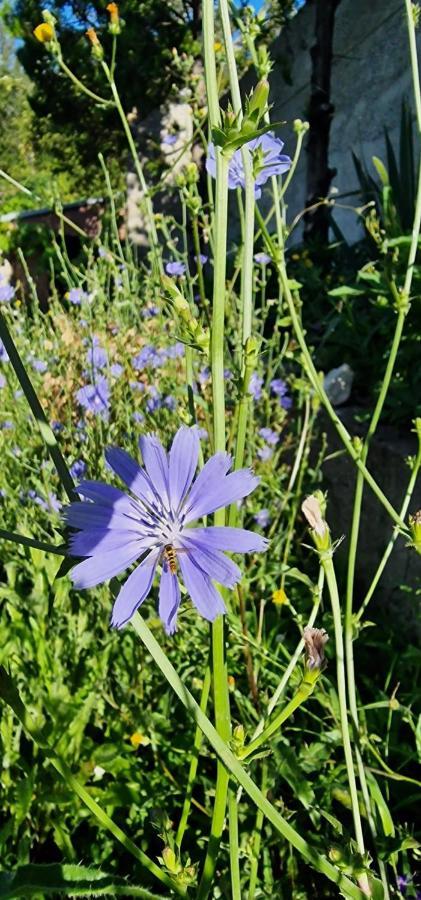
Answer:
[142,305,160,318]
[270,378,292,410]
[254,508,271,528]
[0,277,15,304]
[249,373,263,400]
[86,340,108,371]
[0,373,5,389]
[70,459,87,480]
[52,420,63,433]
[254,252,271,265]
[0,340,9,362]
[76,376,110,418]
[166,342,185,359]
[257,446,273,462]
[259,427,279,446]
[65,426,267,634]
[110,363,123,378]
[69,287,87,305]
[162,133,178,145]
[133,412,145,423]
[206,133,291,198]
[164,395,176,411]
[165,261,186,277]
[146,386,162,413]
[30,357,48,373]
[198,254,208,265]
[1,420,13,430]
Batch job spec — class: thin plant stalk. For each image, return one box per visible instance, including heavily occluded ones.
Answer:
[175,665,211,850]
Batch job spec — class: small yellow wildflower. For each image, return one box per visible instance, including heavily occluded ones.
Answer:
[272,587,289,606]
[228,675,236,689]
[86,27,100,46]
[130,731,150,748]
[33,23,54,43]
[214,41,222,51]
[291,253,300,261]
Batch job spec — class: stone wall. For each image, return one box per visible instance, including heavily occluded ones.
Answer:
[259,0,420,243]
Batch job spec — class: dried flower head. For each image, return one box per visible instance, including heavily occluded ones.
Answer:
[303,627,329,671]
[301,495,326,537]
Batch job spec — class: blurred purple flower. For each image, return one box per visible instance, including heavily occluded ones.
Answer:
[146,386,162,413]
[86,341,108,371]
[52,420,63,433]
[133,411,145,423]
[1,420,13,430]
[257,446,273,462]
[198,254,208,265]
[69,287,87,305]
[206,133,291,198]
[70,459,86,480]
[0,340,9,362]
[162,133,178,145]
[30,358,48,373]
[65,426,267,633]
[0,373,5,389]
[270,378,292,410]
[254,508,271,528]
[198,366,210,385]
[0,278,15,303]
[142,305,160,318]
[130,380,145,392]
[249,373,263,400]
[164,395,176,411]
[254,252,271,265]
[14,390,23,399]
[165,261,186,277]
[110,363,123,378]
[77,376,110,418]
[166,342,185,359]
[259,427,279,445]
[197,427,208,440]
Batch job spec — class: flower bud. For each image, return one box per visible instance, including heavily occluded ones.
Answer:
[409,510,421,555]
[293,118,310,135]
[161,847,182,876]
[247,79,269,118]
[33,22,54,43]
[86,28,104,59]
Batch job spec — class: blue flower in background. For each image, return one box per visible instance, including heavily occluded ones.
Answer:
[30,357,48,373]
[257,446,273,462]
[166,342,185,359]
[254,252,271,265]
[198,254,208,265]
[86,339,108,371]
[65,426,267,634]
[69,287,87,305]
[206,133,291,198]
[146,386,162,413]
[259,427,279,445]
[249,373,263,400]
[165,261,186,277]
[110,363,123,378]
[142,305,160,318]
[254,508,271,528]
[0,373,5,389]
[76,376,110,418]
[0,340,9,362]
[0,277,15,304]
[70,459,86,480]
[270,378,292,410]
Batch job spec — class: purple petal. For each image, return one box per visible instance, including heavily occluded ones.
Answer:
[182,452,232,522]
[76,480,139,516]
[70,542,143,588]
[69,528,156,557]
[105,447,157,506]
[184,466,259,523]
[187,526,268,553]
[64,502,139,531]
[139,434,170,507]
[159,565,181,635]
[168,426,199,511]
[179,535,241,587]
[110,552,159,628]
[178,552,225,621]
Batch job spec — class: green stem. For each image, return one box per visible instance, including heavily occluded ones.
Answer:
[247,762,268,899]
[58,58,112,107]
[322,557,370,896]
[175,665,211,850]
[239,669,320,761]
[130,614,364,900]
[0,311,76,502]
[0,529,66,556]
[0,667,186,898]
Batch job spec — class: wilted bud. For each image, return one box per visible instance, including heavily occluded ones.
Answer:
[106,2,121,34]
[303,627,328,672]
[409,510,421,555]
[86,28,104,59]
[301,493,330,551]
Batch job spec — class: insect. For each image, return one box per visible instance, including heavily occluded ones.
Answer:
[163,544,178,574]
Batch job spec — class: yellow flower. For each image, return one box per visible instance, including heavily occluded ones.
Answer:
[227,675,236,689]
[272,587,289,606]
[33,23,54,43]
[130,731,150,748]
[291,253,300,261]
[214,41,222,51]
[86,27,100,46]
[107,2,119,20]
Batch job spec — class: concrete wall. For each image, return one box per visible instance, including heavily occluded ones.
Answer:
[261,0,419,243]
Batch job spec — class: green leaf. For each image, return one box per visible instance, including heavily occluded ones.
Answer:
[0,863,167,898]
[328,286,364,297]
[222,120,286,153]
[371,156,389,186]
